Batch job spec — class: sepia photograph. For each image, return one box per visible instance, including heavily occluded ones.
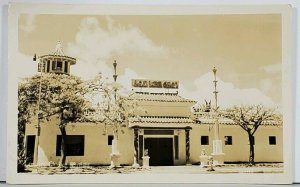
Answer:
[7,4,293,184]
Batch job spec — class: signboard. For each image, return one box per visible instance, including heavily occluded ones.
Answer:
[132,79,179,89]
[132,79,148,88]
[163,81,178,89]
[149,80,162,88]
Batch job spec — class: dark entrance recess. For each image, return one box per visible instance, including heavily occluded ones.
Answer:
[26,135,36,164]
[144,138,173,166]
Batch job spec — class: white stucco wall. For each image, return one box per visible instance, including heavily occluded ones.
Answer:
[25,120,283,166]
[189,124,283,163]
[25,112,283,166]
[25,118,134,166]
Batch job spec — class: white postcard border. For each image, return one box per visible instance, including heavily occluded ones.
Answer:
[7,3,293,184]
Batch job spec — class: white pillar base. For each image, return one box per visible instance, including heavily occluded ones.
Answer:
[132,157,140,168]
[199,155,209,168]
[110,138,121,168]
[213,140,223,154]
[211,153,225,165]
[212,140,225,166]
[110,153,121,168]
[142,156,150,168]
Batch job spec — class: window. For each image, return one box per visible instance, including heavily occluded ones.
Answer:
[269,136,276,145]
[201,136,209,145]
[52,61,63,71]
[224,136,232,145]
[108,135,114,145]
[56,61,63,70]
[26,135,36,164]
[56,135,84,156]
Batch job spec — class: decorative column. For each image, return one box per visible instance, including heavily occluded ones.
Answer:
[110,60,121,168]
[211,67,225,165]
[185,128,191,165]
[132,128,140,168]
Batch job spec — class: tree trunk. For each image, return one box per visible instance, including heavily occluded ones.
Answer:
[248,132,255,166]
[59,123,67,168]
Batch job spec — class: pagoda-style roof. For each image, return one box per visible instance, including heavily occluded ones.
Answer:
[129,116,194,129]
[39,41,76,65]
[128,92,196,103]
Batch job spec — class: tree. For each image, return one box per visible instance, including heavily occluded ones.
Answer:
[223,105,282,166]
[18,84,33,172]
[18,73,90,168]
[85,73,144,166]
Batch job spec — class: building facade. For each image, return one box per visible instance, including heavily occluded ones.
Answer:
[24,91,283,166]
[23,46,283,167]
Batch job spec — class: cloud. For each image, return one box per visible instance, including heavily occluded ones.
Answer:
[259,63,281,74]
[13,52,37,79]
[259,78,273,93]
[20,14,36,33]
[67,16,168,80]
[118,68,144,91]
[179,72,276,108]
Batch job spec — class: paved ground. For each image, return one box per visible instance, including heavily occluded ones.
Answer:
[25,163,283,175]
[141,164,283,174]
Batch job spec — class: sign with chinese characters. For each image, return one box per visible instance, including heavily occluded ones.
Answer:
[132,79,179,89]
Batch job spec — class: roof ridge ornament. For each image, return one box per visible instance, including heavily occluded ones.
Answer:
[53,40,65,56]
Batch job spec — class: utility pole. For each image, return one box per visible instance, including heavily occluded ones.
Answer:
[33,54,43,165]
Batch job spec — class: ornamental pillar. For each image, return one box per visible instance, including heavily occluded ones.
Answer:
[185,128,191,165]
[132,128,140,168]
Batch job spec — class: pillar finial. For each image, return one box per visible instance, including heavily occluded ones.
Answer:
[54,40,65,56]
[113,60,118,82]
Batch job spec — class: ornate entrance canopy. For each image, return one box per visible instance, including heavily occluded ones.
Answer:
[129,116,194,166]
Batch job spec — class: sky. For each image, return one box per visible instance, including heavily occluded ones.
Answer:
[17,14,282,108]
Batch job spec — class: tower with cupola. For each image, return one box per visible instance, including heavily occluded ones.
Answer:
[36,41,76,75]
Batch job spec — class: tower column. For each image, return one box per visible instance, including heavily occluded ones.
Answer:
[62,60,65,73]
[31,41,77,165]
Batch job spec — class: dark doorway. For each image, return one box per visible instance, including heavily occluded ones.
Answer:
[144,138,173,166]
[26,135,35,164]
